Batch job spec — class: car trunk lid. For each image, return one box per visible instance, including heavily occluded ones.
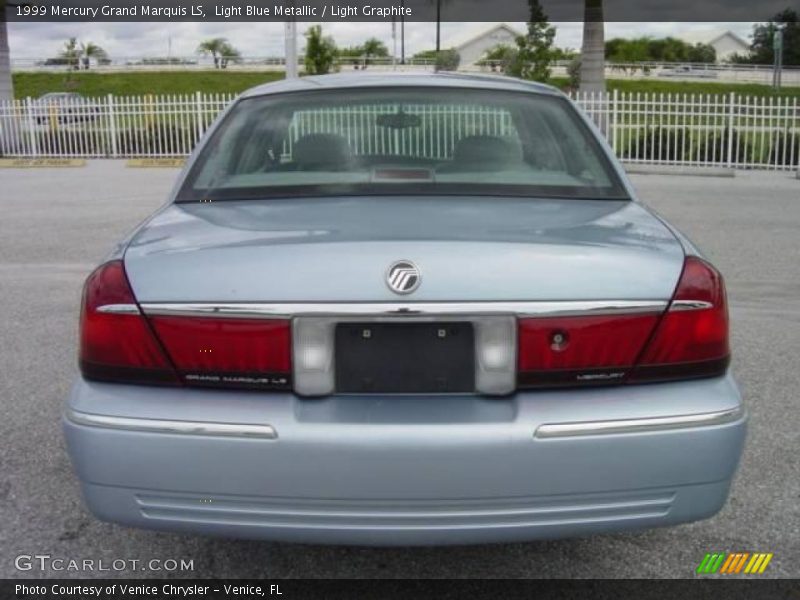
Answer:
[123,196,684,303]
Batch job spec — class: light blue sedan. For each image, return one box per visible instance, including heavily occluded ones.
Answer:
[64,73,746,545]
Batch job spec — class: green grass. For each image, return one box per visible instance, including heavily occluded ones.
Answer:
[550,77,800,98]
[12,70,800,100]
[12,71,286,99]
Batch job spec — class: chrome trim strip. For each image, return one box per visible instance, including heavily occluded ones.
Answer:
[65,409,277,439]
[534,407,744,439]
[670,300,714,312]
[96,303,140,315]
[141,300,668,319]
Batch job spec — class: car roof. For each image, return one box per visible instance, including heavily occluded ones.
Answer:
[240,71,563,99]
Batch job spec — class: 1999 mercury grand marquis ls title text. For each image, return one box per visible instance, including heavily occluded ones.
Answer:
[64,73,746,545]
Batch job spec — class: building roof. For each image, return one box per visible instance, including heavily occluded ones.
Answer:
[443,23,524,51]
[676,29,749,49]
[241,71,561,99]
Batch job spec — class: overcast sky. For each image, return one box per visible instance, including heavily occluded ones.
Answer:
[8,21,756,60]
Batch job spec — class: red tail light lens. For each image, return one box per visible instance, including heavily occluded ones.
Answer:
[80,261,291,391]
[518,314,660,388]
[80,261,178,384]
[517,256,730,388]
[148,317,292,390]
[631,256,729,382]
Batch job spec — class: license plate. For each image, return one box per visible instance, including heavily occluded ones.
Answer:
[335,322,475,393]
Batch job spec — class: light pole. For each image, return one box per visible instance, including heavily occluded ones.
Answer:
[772,25,784,91]
[401,0,405,64]
[392,18,397,69]
[435,0,441,52]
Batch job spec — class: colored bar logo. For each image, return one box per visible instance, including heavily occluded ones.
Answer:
[696,552,773,574]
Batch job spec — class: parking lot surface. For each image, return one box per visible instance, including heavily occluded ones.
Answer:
[0,162,797,578]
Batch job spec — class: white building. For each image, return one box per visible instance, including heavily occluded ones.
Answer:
[677,29,750,63]
[443,23,523,67]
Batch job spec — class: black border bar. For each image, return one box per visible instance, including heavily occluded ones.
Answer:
[2,0,794,22]
[6,579,799,600]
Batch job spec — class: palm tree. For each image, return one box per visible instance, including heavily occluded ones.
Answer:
[79,41,108,69]
[579,0,605,93]
[197,37,231,69]
[60,37,81,70]
[0,13,12,102]
[2,1,32,103]
[218,42,241,69]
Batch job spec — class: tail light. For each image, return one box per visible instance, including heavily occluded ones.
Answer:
[630,256,729,382]
[79,260,291,390]
[518,313,660,388]
[148,316,291,390]
[518,256,729,388]
[80,260,178,385]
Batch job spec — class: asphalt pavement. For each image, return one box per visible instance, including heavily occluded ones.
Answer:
[0,162,797,578]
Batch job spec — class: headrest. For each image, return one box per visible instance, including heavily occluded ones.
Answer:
[453,135,522,164]
[292,133,353,170]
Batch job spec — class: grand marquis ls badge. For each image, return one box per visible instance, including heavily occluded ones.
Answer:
[386,260,421,295]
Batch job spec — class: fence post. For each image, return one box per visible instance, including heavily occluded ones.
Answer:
[610,88,619,155]
[195,91,204,145]
[24,97,38,157]
[107,94,118,158]
[726,91,735,168]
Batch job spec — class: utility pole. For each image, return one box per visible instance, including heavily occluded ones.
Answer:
[285,20,298,79]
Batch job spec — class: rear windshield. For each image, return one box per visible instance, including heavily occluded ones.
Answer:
[176,86,628,202]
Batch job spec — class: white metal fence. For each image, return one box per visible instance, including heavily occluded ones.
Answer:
[0,91,798,170]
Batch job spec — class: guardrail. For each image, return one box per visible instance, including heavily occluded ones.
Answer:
[0,90,797,170]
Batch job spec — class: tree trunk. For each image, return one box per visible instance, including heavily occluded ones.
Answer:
[579,0,605,93]
[0,19,13,103]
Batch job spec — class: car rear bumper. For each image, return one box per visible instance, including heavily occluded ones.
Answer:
[64,374,746,546]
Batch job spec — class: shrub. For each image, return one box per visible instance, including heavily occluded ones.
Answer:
[633,126,693,161]
[304,25,338,75]
[117,125,193,155]
[567,58,581,90]
[768,130,800,167]
[435,49,460,72]
[690,129,750,164]
[480,44,517,73]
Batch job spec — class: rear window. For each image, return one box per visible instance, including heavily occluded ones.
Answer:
[177,86,627,202]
